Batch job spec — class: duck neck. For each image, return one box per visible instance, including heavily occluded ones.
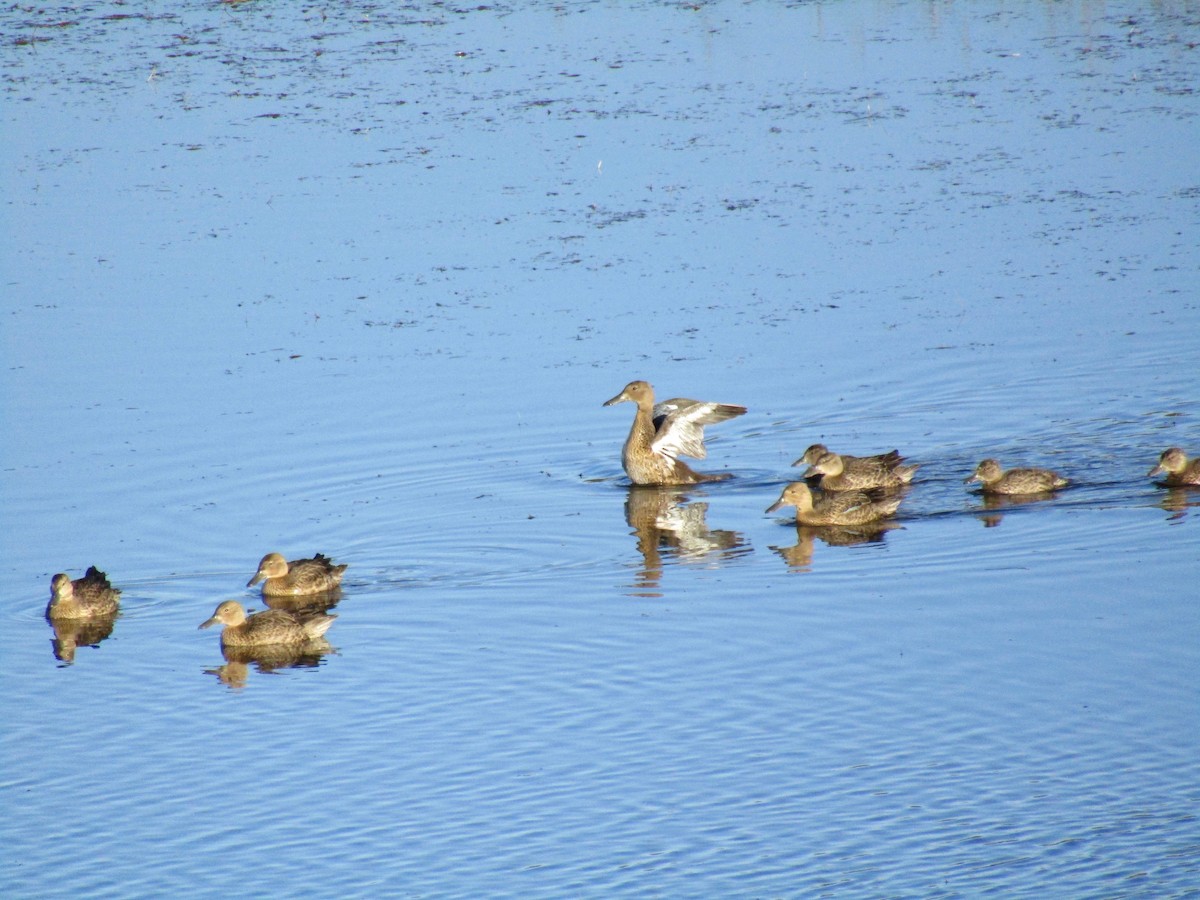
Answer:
[628,401,657,448]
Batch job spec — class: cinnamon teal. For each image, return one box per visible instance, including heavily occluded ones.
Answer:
[766,482,901,527]
[46,567,120,620]
[603,380,746,485]
[965,459,1068,494]
[793,444,905,471]
[247,552,347,597]
[802,451,919,492]
[1147,447,1200,486]
[199,600,336,649]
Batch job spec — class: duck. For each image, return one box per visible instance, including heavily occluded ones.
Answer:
[198,600,336,649]
[965,459,1068,494]
[802,451,919,492]
[793,443,905,471]
[46,566,120,620]
[766,482,901,527]
[603,380,746,485]
[246,552,347,597]
[1147,447,1200,486]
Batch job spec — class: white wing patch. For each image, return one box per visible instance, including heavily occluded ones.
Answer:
[649,398,743,462]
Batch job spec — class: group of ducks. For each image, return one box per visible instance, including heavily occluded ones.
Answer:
[604,379,1200,526]
[40,379,1199,655]
[46,552,349,657]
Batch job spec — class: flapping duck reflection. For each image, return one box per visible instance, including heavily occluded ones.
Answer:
[46,567,120,620]
[766,482,901,527]
[802,451,919,492]
[625,485,746,561]
[199,600,335,650]
[965,459,1068,495]
[623,485,748,594]
[247,552,347,597]
[603,380,746,485]
[1148,447,1200,486]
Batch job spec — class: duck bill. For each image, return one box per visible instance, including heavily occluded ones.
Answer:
[246,572,264,587]
[963,473,980,484]
[1147,464,1164,477]
[766,498,788,514]
[198,616,218,630]
[602,391,629,407]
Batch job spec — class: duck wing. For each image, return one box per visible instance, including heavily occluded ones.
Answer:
[650,398,746,461]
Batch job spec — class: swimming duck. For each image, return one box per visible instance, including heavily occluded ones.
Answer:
[793,444,905,471]
[965,459,1068,494]
[802,451,919,492]
[199,600,336,649]
[46,567,120,619]
[247,552,347,597]
[603,380,746,485]
[1147,448,1200,486]
[766,482,901,527]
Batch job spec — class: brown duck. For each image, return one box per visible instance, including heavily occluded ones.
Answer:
[247,552,347,597]
[1147,448,1200,486]
[46,567,121,620]
[965,459,1068,494]
[199,600,336,649]
[766,482,901,527]
[793,443,905,471]
[603,380,746,485]
[802,451,919,492]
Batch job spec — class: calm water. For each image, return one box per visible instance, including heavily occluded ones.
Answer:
[3,0,1199,896]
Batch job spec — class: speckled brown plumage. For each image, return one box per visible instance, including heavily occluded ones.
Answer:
[766,482,901,527]
[603,380,746,485]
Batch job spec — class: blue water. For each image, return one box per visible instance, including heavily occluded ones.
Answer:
[2,1,1198,896]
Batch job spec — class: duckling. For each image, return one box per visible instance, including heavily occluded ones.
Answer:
[46,567,120,620]
[766,481,901,527]
[803,451,919,492]
[793,443,905,471]
[199,600,335,649]
[603,380,746,485]
[965,459,1068,494]
[1147,448,1200,486]
[247,552,347,597]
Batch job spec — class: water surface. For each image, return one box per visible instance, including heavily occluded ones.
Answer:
[2,1,1198,896]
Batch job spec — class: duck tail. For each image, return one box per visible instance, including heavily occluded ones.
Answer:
[304,614,337,639]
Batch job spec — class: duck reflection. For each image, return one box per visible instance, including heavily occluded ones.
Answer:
[262,588,343,616]
[622,485,748,596]
[973,490,1062,527]
[47,613,118,665]
[205,643,334,689]
[770,523,899,571]
[1157,485,1200,523]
